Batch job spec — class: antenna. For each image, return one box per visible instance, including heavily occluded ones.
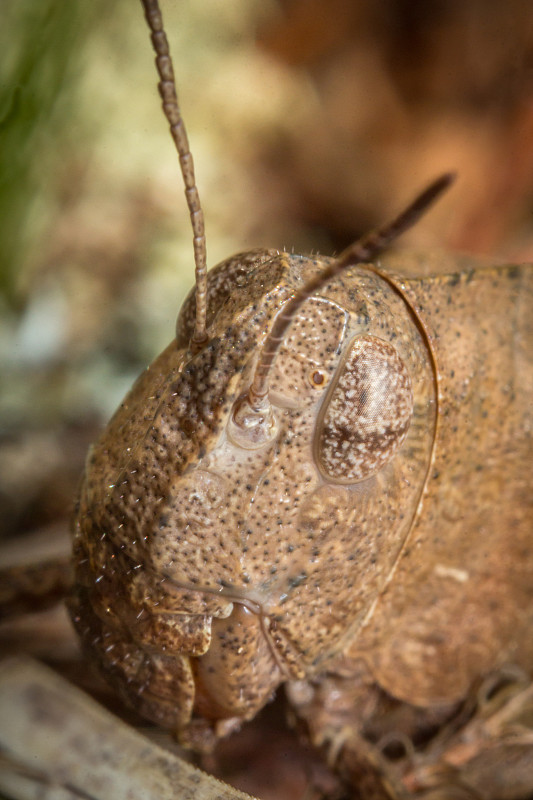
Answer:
[141,0,208,346]
[233,173,454,444]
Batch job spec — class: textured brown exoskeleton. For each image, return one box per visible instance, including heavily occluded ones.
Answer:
[69,1,533,797]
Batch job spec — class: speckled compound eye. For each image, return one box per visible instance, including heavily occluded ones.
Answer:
[315,335,413,483]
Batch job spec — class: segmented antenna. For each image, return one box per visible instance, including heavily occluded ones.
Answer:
[247,173,455,410]
[141,0,208,346]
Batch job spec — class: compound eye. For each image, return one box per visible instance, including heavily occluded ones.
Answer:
[315,335,413,483]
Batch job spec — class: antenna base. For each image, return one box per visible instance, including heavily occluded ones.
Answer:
[228,392,278,450]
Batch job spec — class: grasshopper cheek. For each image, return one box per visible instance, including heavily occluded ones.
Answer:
[315,335,413,483]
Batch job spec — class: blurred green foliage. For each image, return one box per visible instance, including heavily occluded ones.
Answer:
[0,0,101,307]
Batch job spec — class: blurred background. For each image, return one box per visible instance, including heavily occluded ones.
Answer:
[1,0,533,795]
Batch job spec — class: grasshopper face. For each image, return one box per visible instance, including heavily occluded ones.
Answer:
[70,246,435,745]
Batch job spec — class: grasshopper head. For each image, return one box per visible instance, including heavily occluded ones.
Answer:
[71,246,436,746]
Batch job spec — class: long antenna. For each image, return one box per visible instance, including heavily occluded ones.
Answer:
[141,0,208,346]
[247,173,455,410]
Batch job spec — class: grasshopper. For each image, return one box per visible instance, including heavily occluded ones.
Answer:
[3,1,532,799]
